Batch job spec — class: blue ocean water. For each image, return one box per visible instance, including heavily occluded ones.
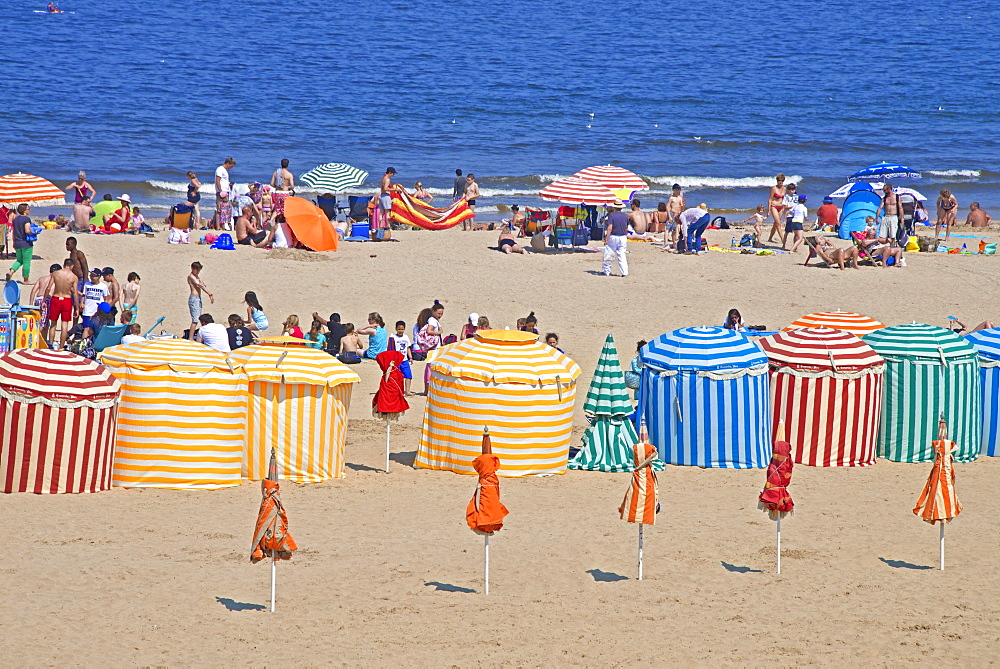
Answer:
[2,0,998,213]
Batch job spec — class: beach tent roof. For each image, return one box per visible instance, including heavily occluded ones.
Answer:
[760,327,884,373]
[583,334,633,416]
[229,344,360,387]
[0,349,120,403]
[640,326,767,372]
[255,335,312,347]
[965,328,1000,361]
[429,329,581,385]
[785,311,884,337]
[101,338,235,371]
[863,323,977,361]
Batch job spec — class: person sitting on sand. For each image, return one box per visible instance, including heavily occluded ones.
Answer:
[507,205,526,233]
[281,314,303,338]
[101,194,132,233]
[966,202,992,228]
[860,230,904,267]
[227,314,254,350]
[236,206,267,246]
[724,308,745,331]
[338,323,363,364]
[64,324,96,359]
[303,319,327,350]
[497,225,526,254]
[356,312,388,359]
[120,323,145,346]
[545,332,563,353]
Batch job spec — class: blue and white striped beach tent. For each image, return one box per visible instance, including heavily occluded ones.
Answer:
[636,327,771,468]
[965,328,1000,457]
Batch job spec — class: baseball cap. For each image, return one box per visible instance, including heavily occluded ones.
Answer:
[89,268,101,276]
[799,195,808,203]
[102,267,114,275]
[823,196,833,203]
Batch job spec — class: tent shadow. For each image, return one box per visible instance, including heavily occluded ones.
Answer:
[586,568,628,582]
[346,462,382,472]
[879,557,933,570]
[424,581,476,593]
[215,597,267,611]
[390,451,416,467]
[721,561,763,574]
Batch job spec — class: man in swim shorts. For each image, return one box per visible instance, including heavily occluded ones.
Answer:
[875,183,902,240]
[187,261,214,340]
[235,206,267,246]
[65,236,88,320]
[47,259,80,348]
[665,183,684,250]
[378,167,396,231]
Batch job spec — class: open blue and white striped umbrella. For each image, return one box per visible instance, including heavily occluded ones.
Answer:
[299,163,369,192]
[639,326,768,373]
[847,162,921,183]
[965,328,1000,457]
[828,182,927,201]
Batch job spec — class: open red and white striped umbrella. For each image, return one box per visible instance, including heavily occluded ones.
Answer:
[572,165,649,191]
[539,177,618,206]
[0,173,66,206]
[785,311,884,337]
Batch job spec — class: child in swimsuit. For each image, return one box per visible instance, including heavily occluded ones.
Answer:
[260,186,274,224]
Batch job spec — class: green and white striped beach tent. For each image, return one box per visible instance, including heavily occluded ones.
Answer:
[569,334,663,472]
[863,323,981,463]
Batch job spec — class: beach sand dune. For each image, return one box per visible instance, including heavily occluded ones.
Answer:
[6,225,1000,664]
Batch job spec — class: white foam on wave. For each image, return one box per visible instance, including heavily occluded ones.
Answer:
[646,175,803,189]
[925,169,981,178]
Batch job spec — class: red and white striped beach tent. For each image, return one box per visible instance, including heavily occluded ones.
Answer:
[759,328,885,467]
[0,349,121,494]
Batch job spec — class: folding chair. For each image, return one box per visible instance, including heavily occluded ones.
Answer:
[522,208,551,237]
[170,204,194,230]
[93,324,127,352]
[347,195,370,223]
[850,232,884,267]
[316,194,338,221]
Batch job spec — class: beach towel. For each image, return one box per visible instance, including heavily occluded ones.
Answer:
[372,350,409,418]
[389,188,474,231]
[272,190,291,216]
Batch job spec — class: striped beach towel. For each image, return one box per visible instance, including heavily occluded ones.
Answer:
[389,188,474,231]
[619,442,658,524]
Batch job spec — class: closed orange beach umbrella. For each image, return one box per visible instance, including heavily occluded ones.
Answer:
[467,427,508,594]
[283,196,339,251]
[618,419,659,579]
[914,417,963,570]
[251,448,298,611]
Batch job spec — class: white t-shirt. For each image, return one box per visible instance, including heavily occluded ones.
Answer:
[790,203,808,223]
[678,208,708,231]
[272,222,292,249]
[120,334,145,346]
[389,333,411,355]
[197,322,231,352]
[82,281,110,316]
[215,165,230,194]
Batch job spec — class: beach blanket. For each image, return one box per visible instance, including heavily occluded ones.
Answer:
[273,190,291,216]
[389,189,474,231]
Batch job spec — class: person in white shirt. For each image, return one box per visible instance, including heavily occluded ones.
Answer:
[196,313,231,352]
[783,195,808,253]
[120,323,145,346]
[389,320,414,395]
[215,157,236,230]
[80,268,109,329]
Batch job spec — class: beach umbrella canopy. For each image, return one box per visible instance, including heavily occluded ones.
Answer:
[641,325,768,373]
[466,428,508,534]
[283,196,339,251]
[848,161,921,183]
[251,449,297,612]
[539,176,618,206]
[618,421,659,580]
[429,329,582,385]
[372,350,408,418]
[0,173,65,205]
[785,311,884,337]
[299,162,369,192]
[583,334,634,417]
[828,182,927,201]
[572,165,649,191]
[965,328,1000,457]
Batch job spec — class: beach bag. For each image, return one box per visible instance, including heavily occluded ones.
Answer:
[985,243,997,255]
[411,349,427,361]
[168,227,190,244]
[416,325,439,352]
[443,334,458,345]
[530,232,547,252]
[573,225,590,246]
[739,233,754,247]
[905,236,920,252]
[211,233,235,250]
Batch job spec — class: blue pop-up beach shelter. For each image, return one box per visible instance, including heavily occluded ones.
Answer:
[965,328,1000,457]
[636,327,771,468]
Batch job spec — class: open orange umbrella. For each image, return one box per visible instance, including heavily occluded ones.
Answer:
[467,427,508,594]
[914,417,962,569]
[618,418,659,579]
[251,448,297,611]
[283,196,339,251]
[759,421,794,573]
[0,173,65,205]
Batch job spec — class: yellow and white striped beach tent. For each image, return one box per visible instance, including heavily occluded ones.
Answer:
[100,338,247,490]
[417,329,582,477]
[228,345,360,483]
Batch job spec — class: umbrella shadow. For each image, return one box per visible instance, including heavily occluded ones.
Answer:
[586,568,628,582]
[390,451,416,467]
[721,561,763,574]
[346,462,383,472]
[879,557,933,570]
[424,581,476,593]
[215,597,267,611]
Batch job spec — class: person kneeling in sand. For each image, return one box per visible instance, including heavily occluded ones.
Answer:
[497,225,526,254]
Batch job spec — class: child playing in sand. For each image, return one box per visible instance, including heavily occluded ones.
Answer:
[244,291,269,331]
[742,205,766,238]
[121,272,141,324]
[390,320,414,395]
[338,323,363,364]
[130,207,144,233]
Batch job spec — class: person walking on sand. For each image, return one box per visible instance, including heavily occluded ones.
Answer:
[602,199,629,276]
[6,204,34,285]
[767,174,788,243]
[186,171,202,227]
[215,157,236,231]
[271,158,295,192]
[936,189,958,239]
[966,202,992,228]
[463,174,481,230]
[783,195,808,252]
[65,171,95,203]
[875,183,903,240]
[452,169,466,202]
[187,261,214,340]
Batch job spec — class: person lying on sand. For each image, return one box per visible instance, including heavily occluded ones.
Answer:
[497,225,526,254]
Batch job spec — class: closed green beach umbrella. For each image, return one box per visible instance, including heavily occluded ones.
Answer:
[300,163,369,193]
[570,334,663,472]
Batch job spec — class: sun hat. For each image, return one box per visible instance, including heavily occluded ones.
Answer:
[118,193,131,203]
[469,312,479,325]
[610,199,624,208]
[823,196,833,203]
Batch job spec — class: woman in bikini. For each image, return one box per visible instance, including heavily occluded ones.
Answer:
[936,189,958,240]
[767,174,787,243]
[650,202,669,234]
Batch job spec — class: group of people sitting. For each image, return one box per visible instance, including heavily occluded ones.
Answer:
[806,218,906,270]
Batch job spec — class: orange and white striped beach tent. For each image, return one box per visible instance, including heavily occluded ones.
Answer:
[100,339,247,490]
[229,345,360,483]
[416,330,582,477]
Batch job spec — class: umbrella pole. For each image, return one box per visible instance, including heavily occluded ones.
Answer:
[638,524,644,581]
[270,549,276,612]
[940,523,945,571]
[484,533,490,595]
[385,420,391,473]
[776,517,782,574]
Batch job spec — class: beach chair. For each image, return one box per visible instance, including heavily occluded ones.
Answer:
[169,204,193,230]
[316,194,338,221]
[144,316,165,337]
[347,195,370,223]
[850,232,884,267]
[522,208,551,237]
[93,324,127,352]
[802,237,830,267]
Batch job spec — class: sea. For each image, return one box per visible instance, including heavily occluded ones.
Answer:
[2,0,999,217]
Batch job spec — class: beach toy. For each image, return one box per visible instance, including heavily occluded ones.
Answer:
[211,233,234,250]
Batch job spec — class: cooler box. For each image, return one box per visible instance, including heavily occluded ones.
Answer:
[351,221,370,238]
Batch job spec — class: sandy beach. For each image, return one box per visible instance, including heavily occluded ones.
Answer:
[6,223,1000,665]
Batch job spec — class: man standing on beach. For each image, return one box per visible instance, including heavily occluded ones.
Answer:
[187,261,214,340]
[271,159,295,192]
[6,204,33,284]
[463,174,481,231]
[72,196,94,232]
[875,183,902,240]
[665,183,684,249]
[678,203,711,255]
[102,267,121,319]
[215,157,236,230]
[628,199,651,234]
[379,167,396,231]
[602,200,629,277]
[452,169,466,202]
[966,202,992,228]
[47,259,81,348]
